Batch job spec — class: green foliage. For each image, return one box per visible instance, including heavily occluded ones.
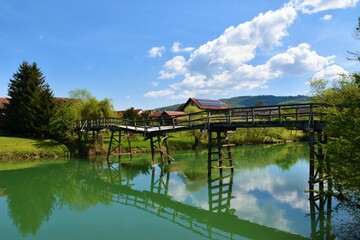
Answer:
[68,89,116,120]
[156,103,181,111]
[221,95,312,107]
[122,107,138,120]
[311,74,360,208]
[50,89,116,144]
[230,128,304,144]
[5,61,55,138]
[49,100,80,142]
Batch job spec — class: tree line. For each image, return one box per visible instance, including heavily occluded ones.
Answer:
[3,61,116,144]
[308,17,360,238]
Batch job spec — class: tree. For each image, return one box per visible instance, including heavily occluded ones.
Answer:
[122,107,138,120]
[49,99,80,142]
[5,61,55,138]
[50,89,116,143]
[69,89,116,119]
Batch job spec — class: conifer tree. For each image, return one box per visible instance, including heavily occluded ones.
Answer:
[5,61,55,138]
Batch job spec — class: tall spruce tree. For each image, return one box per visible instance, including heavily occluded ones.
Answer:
[5,61,55,138]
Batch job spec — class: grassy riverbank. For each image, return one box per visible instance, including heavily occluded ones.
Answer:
[0,128,307,160]
[0,136,69,160]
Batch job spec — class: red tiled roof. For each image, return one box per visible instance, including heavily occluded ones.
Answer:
[161,111,185,116]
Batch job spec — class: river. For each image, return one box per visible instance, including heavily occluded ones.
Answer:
[0,143,356,239]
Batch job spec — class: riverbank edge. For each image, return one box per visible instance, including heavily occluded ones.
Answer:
[0,137,305,161]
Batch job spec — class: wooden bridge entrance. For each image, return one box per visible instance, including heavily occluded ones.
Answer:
[76,103,327,176]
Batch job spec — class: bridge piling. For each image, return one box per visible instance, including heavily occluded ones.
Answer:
[308,129,332,239]
[207,127,235,176]
[106,129,133,163]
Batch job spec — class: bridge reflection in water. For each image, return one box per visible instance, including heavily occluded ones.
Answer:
[0,150,334,239]
[83,161,307,240]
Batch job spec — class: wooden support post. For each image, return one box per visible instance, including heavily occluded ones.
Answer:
[127,132,133,160]
[150,136,155,164]
[164,135,171,164]
[208,128,234,177]
[207,130,212,177]
[309,129,332,239]
[107,130,114,162]
[217,131,223,175]
[158,135,164,164]
[118,130,122,160]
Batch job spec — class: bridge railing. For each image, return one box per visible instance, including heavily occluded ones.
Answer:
[77,103,328,132]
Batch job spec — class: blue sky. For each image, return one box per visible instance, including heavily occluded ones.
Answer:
[0,0,359,110]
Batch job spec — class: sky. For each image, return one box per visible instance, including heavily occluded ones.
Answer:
[0,0,359,110]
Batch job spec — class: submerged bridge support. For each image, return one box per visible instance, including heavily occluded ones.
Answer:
[207,127,235,176]
[106,129,133,163]
[147,133,174,165]
[308,129,332,239]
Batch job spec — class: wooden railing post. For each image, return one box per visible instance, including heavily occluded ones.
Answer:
[227,110,231,125]
[207,111,211,130]
[296,108,299,121]
[251,108,254,124]
[278,106,282,124]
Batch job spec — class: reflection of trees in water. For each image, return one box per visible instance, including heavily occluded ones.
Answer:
[0,156,313,240]
[0,166,63,236]
[234,143,308,170]
[307,140,360,240]
[332,198,360,239]
[0,159,157,236]
[330,179,360,239]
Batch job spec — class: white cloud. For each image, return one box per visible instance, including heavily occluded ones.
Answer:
[145,2,349,100]
[143,89,174,97]
[290,0,359,14]
[159,56,187,79]
[312,64,347,80]
[267,43,337,75]
[148,46,166,57]
[321,14,332,21]
[171,42,194,53]
[187,5,297,71]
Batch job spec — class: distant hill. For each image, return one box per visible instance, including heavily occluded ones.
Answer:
[156,104,182,111]
[221,95,312,107]
[156,95,312,111]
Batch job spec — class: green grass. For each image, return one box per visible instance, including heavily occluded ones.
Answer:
[101,132,195,151]
[0,136,68,159]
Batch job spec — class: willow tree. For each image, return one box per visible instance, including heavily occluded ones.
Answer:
[6,61,55,138]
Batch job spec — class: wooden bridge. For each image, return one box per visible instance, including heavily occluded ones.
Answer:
[76,102,332,239]
[76,103,327,175]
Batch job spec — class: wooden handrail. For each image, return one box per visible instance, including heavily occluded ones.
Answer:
[75,103,329,133]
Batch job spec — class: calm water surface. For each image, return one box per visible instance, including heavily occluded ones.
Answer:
[0,143,348,239]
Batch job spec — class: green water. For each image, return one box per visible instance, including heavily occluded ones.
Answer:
[0,143,351,239]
